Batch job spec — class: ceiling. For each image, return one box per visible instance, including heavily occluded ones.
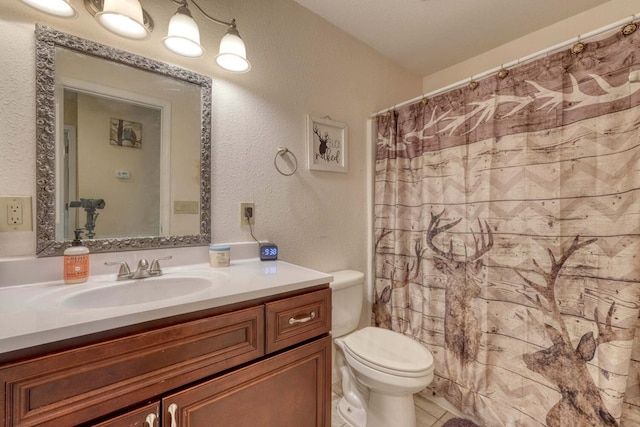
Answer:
[293,0,612,76]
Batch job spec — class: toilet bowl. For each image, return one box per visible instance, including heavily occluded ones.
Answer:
[330,270,434,427]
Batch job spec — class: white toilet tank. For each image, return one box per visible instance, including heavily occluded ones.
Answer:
[329,270,365,338]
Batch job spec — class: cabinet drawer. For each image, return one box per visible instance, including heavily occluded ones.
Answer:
[265,287,331,353]
[0,306,264,427]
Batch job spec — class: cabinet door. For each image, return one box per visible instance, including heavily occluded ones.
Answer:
[163,335,331,427]
[90,402,159,427]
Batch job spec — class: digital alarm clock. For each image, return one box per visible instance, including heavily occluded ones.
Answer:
[260,243,279,261]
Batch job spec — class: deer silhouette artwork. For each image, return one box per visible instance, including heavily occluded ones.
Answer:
[372,228,431,330]
[517,236,633,427]
[373,285,392,329]
[313,124,330,156]
[426,210,493,366]
[372,228,393,329]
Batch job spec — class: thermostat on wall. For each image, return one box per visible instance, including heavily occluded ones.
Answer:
[115,170,131,179]
[259,242,278,261]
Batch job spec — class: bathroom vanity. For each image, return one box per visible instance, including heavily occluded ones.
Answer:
[0,259,332,426]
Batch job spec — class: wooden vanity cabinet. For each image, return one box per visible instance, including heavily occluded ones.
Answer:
[0,286,331,427]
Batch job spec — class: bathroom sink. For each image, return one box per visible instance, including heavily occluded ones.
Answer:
[61,276,212,309]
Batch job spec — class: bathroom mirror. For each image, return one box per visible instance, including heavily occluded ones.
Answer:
[35,25,211,256]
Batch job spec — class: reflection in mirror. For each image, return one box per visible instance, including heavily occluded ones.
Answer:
[61,87,162,240]
[35,25,211,256]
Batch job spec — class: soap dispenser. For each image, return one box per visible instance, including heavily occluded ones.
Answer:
[64,228,90,284]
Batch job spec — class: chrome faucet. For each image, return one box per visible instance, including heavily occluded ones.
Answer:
[105,256,172,281]
[131,259,150,279]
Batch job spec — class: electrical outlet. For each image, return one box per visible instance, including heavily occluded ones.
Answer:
[0,196,32,232]
[240,202,255,225]
[8,201,23,225]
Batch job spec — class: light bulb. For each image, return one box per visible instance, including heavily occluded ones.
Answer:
[19,0,77,18]
[215,27,251,73]
[95,0,149,39]
[163,6,204,58]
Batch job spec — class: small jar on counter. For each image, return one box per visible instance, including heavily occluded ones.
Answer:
[209,245,231,268]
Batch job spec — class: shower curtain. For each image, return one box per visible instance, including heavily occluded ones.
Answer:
[374,23,640,426]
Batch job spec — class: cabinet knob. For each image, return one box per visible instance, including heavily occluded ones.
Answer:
[168,403,178,427]
[289,311,316,325]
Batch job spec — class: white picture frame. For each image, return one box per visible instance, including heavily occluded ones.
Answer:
[307,115,348,173]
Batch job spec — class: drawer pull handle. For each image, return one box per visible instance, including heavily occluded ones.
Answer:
[168,403,178,427]
[289,311,316,324]
[145,413,157,427]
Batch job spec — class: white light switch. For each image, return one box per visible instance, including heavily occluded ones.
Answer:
[174,201,199,214]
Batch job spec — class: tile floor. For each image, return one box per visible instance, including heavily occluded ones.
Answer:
[331,391,459,427]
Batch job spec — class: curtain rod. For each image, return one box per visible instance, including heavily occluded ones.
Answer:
[372,12,640,117]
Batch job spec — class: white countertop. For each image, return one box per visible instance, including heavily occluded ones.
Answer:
[0,258,332,356]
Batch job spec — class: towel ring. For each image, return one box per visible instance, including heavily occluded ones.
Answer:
[274,147,298,176]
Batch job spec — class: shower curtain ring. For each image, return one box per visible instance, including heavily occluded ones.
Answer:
[497,65,509,80]
[622,20,638,36]
[571,35,585,54]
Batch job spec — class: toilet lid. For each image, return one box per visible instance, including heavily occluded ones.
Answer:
[343,327,433,374]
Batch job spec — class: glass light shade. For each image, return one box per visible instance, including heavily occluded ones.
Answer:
[163,10,204,58]
[19,0,77,18]
[95,0,149,39]
[215,29,251,73]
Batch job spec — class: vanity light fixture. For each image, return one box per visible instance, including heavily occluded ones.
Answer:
[20,0,248,73]
[163,2,204,58]
[84,0,154,39]
[215,23,251,73]
[18,0,78,18]
[94,0,150,39]
[164,0,251,73]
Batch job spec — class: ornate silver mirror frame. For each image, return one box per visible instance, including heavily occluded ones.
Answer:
[35,25,211,256]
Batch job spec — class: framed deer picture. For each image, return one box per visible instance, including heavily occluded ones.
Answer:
[306,115,348,173]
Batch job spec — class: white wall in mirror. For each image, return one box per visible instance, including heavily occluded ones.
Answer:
[72,91,162,238]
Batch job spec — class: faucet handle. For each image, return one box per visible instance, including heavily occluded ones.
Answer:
[104,261,131,280]
[149,256,172,276]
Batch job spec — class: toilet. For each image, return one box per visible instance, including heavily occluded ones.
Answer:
[330,270,434,427]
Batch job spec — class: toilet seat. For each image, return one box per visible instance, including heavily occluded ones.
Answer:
[343,327,433,378]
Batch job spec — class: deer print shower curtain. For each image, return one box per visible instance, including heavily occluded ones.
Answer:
[374,23,640,426]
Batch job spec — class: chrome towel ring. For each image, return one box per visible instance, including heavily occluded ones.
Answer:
[274,147,298,176]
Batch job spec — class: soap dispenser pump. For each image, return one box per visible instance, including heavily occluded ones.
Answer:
[64,228,90,284]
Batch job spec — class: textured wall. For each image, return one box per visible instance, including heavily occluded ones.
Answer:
[0,18,37,256]
[0,0,421,274]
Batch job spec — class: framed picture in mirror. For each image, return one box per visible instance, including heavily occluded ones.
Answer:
[110,118,142,148]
